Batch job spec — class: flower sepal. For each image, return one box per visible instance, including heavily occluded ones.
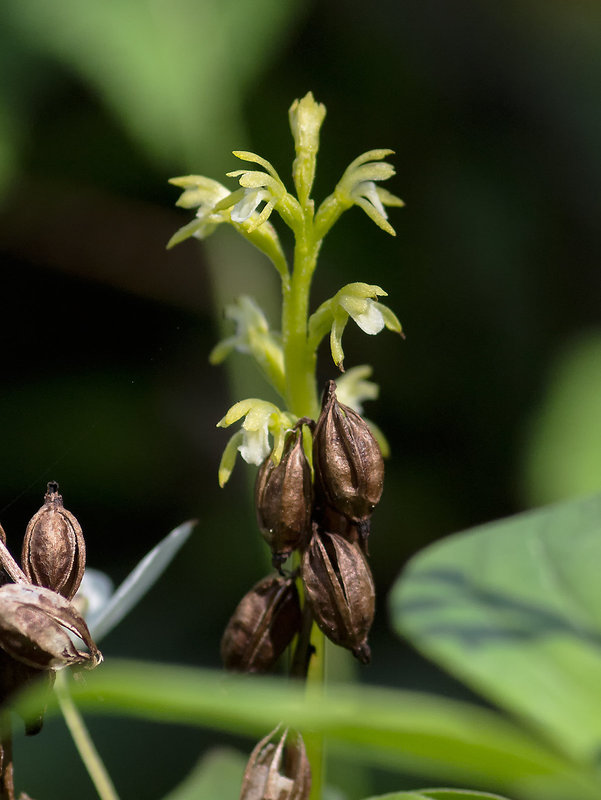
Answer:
[167,176,233,246]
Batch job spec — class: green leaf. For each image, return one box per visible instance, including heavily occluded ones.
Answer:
[89,520,196,641]
[5,0,305,170]
[362,792,512,800]
[391,492,601,771]
[522,332,601,506]
[419,792,512,799]
[14,661,599,799]
[163,747,246,800]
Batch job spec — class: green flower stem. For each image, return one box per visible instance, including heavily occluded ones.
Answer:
[281,200,328,797]
[55,670,120,800]
[282,219,322,419]
[305,625,326,800]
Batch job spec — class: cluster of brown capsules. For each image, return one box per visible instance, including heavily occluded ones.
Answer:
[221,379,384,675]
[0,482,101,798]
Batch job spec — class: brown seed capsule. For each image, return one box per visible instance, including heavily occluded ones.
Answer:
[255,427,313,569]
[313,381,384,548]
[301,531,375,663]
[0,583,102,670]
[22,481,86,600]
[221,574,302,673]
[240,726,311,800]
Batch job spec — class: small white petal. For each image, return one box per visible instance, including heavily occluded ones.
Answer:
[231,188,264,223]
[238,425,270,465]
[354,180,387,218]
[352,300,385,335]
[74,569,114,623]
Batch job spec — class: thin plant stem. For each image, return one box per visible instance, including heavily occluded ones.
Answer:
[305,625,326,800]
[0,713,15,800]
[54,670,120,800]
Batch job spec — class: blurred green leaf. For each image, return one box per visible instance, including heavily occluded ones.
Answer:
[522,331,601,506]
[14,661,599,799]
[391,492,601,773]
[4,0,305,170]
[88,519,195,641]
[418,792,513,799]
[363,792,512,800]
[163,747,245,800]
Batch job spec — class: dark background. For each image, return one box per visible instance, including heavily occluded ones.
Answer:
[1,0,601,797]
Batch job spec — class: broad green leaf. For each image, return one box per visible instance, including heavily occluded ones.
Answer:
[391,492,601,769]
[163,747,245,800]
[13,661,600,799]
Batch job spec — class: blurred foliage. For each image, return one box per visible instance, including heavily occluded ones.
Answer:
[17,660,588,800]
[392,489,601,799]
[522,331,601,506]
[1,0,601,797]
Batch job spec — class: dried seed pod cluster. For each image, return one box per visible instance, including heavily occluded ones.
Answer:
[240,725,311,800]
[0,482,102,738]
[221,381,384,674]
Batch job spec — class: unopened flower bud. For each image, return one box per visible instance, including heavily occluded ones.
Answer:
[0,583,102,670]
[22,482,85,600]
[301,531,375,663]
[240,725,311,800]
[255,427,312,569]
[221,575,302,673]
[313,381,384,548]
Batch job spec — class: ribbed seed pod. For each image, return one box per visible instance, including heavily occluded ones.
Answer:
[301,531,375,663]
[240,726,311,800]
[255,428,313,569]
[0,583,102,670]
[22,482,85,600]
[313,381,384,548]
[221,574,302,673]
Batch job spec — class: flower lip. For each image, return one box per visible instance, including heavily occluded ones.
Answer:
[239,425,271,466]
[339,295,385,335]
[230,188,271,224]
